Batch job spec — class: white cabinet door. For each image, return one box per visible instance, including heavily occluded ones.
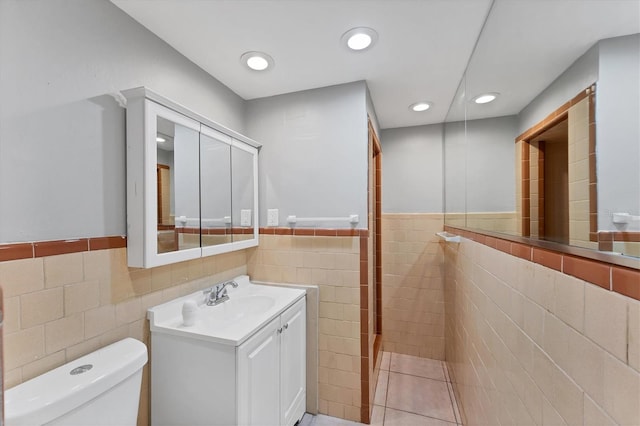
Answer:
[280,299,307,426]
[237,316,280,426]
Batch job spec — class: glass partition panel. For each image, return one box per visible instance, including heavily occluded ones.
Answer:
[200,126,232,248]
[443,1,640,261]
[444,74,467,228]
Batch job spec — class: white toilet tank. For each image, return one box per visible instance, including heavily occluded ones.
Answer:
[5,338,148,426]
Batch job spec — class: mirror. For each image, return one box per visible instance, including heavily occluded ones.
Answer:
[156,116,200,254]
[200,126,232,248]
[444,2,639,260]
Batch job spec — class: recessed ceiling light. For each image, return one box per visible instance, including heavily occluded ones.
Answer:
[156,136,166,143]
[240,51,274,71]
[409,102,432,112]
[473,93,499,104]
[341,27,378,51]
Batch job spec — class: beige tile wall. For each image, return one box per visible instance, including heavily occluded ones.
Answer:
[568,97,596,250]
[247,235,362,422]
[530,141,541,238]
[382,213,445,360]
[0,248,248,426]
[466,212,517,234]
[444,237,640,426]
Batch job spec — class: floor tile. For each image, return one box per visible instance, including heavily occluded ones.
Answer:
[374,368,389,406]
[390,353,446,381]
[383,408,457,426]
[447,381,462,424]
[386,372,456,423]
[381,351,391,370]
[312,414,364,426]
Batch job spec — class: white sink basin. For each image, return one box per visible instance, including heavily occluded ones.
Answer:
[147,275,305,346]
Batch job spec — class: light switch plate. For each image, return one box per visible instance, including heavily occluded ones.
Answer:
[267,209,279,226]
[240,209,252,226]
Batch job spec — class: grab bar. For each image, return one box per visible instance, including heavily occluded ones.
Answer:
[176,216,232,226]
[286,215,359,225]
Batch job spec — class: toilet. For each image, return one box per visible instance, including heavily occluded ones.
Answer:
[5,338,147,426]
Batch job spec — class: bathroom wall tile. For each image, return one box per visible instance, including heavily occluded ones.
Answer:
[21,350,66,382]
[532,247,562,271]
[5,325,45,370]
[65,336,103,362]
[584,394,616,426]
[584,283,627,362]
[34,239,88,258]
[553,273,585,332]
[114,298,142,328]
[4,368,23,389]
[64,280,100,315]
[0,257,44,297]
[542,397,568,426]
[563,255,610,290]
[44,313,84,354]
[88,236,126,251]
[523,297,545,347]
[550,361,584,425]
[602,352,640,425]
[629,299,640,372]
[567,327,605,404]
[44,252,84,288]
[84,305,116,339]
[542,312,571,373]
[0,243,33,262]
[4,296,20,333]
[20,287,63,328]
[611,266,640,300]
[98,324,130,348]
[529,263,556,312]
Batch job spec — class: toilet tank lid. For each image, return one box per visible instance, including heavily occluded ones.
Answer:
[5,338,148,425]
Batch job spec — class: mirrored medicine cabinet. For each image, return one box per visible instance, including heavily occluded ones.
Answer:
[123,87,259,268]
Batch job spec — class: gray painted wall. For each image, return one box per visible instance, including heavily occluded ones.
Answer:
[466,116,518,213]
[245,82,369,229]
[518,43,599,134]
[0,0,245,242]
[381,124,443,213]
[597,34,640,231]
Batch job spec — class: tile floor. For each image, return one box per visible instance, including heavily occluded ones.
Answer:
[302,352,463,426]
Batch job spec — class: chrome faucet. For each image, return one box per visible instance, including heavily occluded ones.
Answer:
[204,280,238,306]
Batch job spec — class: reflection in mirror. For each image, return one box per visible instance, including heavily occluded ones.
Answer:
[156,116,200,254]
[443,75,467,228]
[200,127,232,248]
[443,1,639,260]
[231,145,255,242]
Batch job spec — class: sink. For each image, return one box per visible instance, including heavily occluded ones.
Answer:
[147,275,305,346]
[229,295,276,314]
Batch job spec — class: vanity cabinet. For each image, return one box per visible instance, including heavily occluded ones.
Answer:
[237,298,307,426]
[122,87,259,268]
[150,296,306,426]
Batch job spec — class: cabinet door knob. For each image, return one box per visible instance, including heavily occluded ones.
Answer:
[283,323,289,330]
[277,327,283,334]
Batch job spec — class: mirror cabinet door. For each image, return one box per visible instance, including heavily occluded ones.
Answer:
[231,143,257,242]
[155,113,201,256]
[200,126,232,250]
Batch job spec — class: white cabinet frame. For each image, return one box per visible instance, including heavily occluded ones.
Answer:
[123,87,260,268]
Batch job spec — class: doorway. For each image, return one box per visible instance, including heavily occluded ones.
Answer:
[532,118,569,244]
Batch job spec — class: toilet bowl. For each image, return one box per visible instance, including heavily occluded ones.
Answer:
[5,338,148,426]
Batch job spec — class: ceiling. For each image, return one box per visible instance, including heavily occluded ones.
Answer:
[111,0,639,130]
